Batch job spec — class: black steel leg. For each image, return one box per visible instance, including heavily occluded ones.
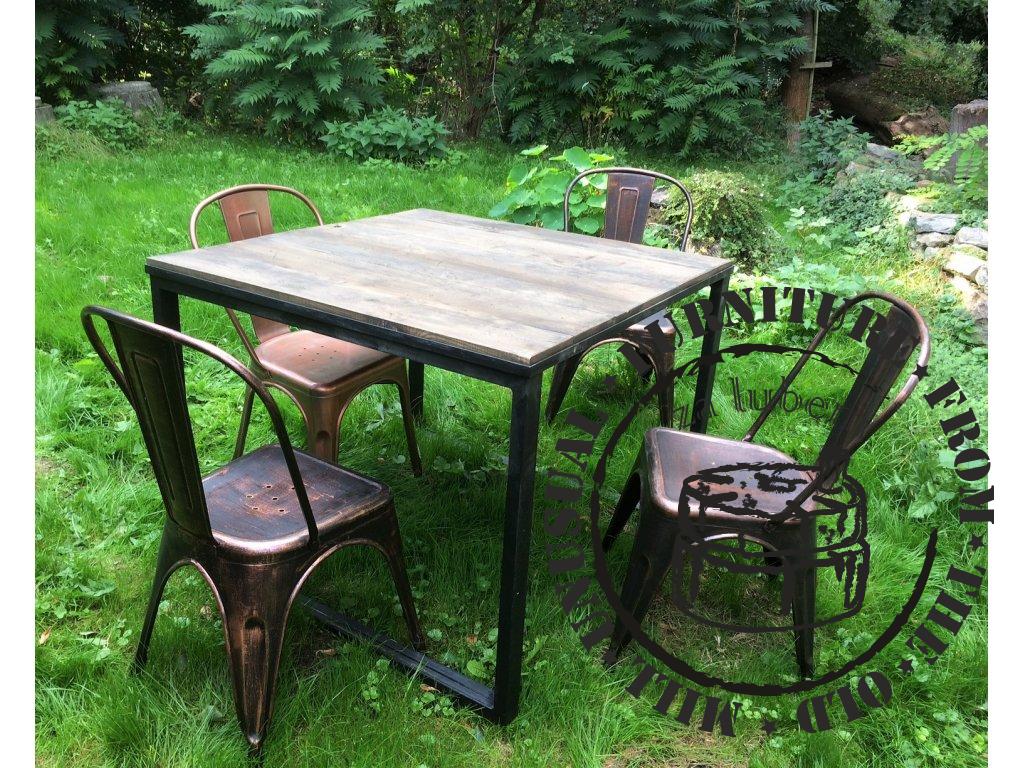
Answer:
[151,278,181,330]
[409,361,425,418]
[690,274,730,433]
[493,374,542,723]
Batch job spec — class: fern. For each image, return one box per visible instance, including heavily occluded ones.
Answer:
[186,0,385,137]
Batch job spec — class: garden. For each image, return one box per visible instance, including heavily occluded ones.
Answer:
[35,2,989,766]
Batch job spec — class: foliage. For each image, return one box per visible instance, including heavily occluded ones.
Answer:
[819,168,913,233]
[54,99,145,149]
[487,144,613,232]
[872,34,984,109]
[897,125,988,208]
[665,170,784,270]
[185,0,387,137]
[793,110,870,183]
[497,1,824,155]
[378,0,547,139]
[320,107,448,163]
[35,0,139,102]
[35,122,109,162]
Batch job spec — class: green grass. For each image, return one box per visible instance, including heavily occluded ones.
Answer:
[36,128,988,767]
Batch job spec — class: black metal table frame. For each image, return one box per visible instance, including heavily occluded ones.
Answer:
[147,263,732,724]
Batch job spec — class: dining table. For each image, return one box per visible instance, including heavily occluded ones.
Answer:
[145,207,733,724]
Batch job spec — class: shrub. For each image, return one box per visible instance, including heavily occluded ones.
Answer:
[35,123,109,161]
[320,108,448,163]
[897,125,988,209]
[872,34,983,109]
[54,100,144,149]
[664,171,783,271]
[820,168,914,233]
[496,1,825,155]
[488,145,615,232]
[185,0,386,138]
[794,110,871,183]
[35,1,138,102]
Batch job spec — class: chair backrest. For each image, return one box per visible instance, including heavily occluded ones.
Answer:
[189,184,324,353]
[563,167,694,250]
[744,292,930,500]
[82,305,319,547]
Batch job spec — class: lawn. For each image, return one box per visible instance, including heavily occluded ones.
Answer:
[36,129,988,767]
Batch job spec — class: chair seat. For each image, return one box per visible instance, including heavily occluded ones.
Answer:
[255,330,398,395]
[203,445,390,556]
[644,427,814,524]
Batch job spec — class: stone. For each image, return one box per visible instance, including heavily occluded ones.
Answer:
[943,251,986,281]
[952,243,987,261]
[887,106,950,140]
[650,187,672,208]
[917,232,953,248]
[865,142,902,162]
[35,96,54,124]
[950,275,988,340]
[913,212,959,234]
[842,161,872,177]
[96,80,163,113]
[954,226,988,249]
[974,265,988,288]
[923,246,944,260]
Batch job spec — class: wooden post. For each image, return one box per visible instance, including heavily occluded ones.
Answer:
[781,9,828,148]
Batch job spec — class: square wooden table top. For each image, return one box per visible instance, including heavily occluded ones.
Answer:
[147,208,732,370]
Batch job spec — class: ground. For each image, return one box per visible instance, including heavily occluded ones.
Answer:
[35,130,988,767]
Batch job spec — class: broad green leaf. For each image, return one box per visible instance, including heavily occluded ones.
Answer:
[466,659,486,678]
[563,146,595,171]
[540,208,564,230]
[519,144,548,156]
[575,216,601,234]
[507,162,533,187]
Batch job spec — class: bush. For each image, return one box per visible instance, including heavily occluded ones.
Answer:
[820,168,914,233]
[35,123,109,161]
[794,110,871,183]
[872,35,984,109]
[35,1,138,102]
[185,0,386,138]
[897,125,988,209]
[488,145,615,232]
[320,108,448,163]
[665,171,783,271]
[54,100,144,149]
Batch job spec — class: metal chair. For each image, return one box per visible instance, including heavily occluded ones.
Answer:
[189,184,421,473]
[82,305,425,753]
[602,292,930,678]
[545,168,694,426]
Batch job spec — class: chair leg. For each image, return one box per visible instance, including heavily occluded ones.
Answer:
[375,509,426,651]
[651,346,676,427]
[602,472,641,552]
[299,394,350,464]
[608,507,677,662]
[216,560,299,754]
[792,564,816,678]
[233,385,255,460]
[546,354,583,423]
[133,530,180,671]
[394,372,423,477]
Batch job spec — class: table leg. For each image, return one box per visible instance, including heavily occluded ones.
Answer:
[409,361,425,418]
[492,374,542,723]
[690,274,730,433]
[151,278,181,330]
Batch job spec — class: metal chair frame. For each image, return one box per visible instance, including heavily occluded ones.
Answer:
[82,305,425,752]
[189,184,421,472]
[546,167,695,425]
[602,292,930,677]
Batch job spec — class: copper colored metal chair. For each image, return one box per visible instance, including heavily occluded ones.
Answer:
[602,293,929,677]
[190,184,421,473]
[545,168,694,426]
[82,305,425,752]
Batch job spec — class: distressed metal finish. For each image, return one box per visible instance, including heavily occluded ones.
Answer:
[146,207,732,724]
[190,184,421,472]
[546,167,699,425]
[81,306,424,753]
[603,293,930,677]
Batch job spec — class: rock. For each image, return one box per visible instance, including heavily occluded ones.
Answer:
[917,232,953,248]
[96,80,163,113]
[950,275,988,340]
[923,246,944,260]
[841,161,872,178]
[650,187,672,208]
[35,96,54,124]
[825,77,904,142]
[952,243,987,261]
[954,226,988,249]
[974,265,988,288]
[913,212,959,234]
[943,251,986,281]
[865,142,902,162]
[887,106,950,140]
